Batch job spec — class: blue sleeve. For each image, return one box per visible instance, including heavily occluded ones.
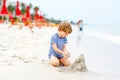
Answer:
[51,36,57,44]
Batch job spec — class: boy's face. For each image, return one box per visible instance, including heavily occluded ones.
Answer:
[60,31,69,38]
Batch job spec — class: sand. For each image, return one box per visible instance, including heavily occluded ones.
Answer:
[0,23,118,80]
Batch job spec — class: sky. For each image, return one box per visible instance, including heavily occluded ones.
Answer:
[8,0,120,24]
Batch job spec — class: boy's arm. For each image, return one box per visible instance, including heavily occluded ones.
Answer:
[63,43,68,52]
[52,43,64,54]
[63,43,70,57]
[63,44,70,57]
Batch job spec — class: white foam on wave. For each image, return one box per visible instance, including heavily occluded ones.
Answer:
[87,32,120,45]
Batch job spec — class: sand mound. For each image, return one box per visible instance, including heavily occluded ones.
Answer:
[70,54,88,72]
[58,54,88,72]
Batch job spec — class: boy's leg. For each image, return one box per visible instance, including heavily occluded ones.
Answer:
[49,55,60,67]
[60,57,71,66]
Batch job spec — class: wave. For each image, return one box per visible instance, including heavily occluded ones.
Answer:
[87,32,120,45]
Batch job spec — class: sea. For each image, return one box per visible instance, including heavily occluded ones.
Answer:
[84,24,120,45]
[69,24,120,80]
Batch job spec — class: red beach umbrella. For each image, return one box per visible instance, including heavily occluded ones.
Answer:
[39,12,46,23]
[0,0,8,15]
[35,8,39,19]
[39,14,43,20]
[15,1,21,16]
[39,14,45,22]
[26,6,30,19]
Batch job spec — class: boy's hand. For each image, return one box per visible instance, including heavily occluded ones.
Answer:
[63,52,70,58]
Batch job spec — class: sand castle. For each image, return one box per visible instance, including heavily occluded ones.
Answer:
[58,54,88,72]
[69,54,88,72]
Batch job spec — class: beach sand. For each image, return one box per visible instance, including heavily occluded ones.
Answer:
[0,23,119,80]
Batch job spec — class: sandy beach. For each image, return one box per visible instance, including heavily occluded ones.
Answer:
[0,23,119,80]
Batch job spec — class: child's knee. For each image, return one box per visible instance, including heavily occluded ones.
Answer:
[50,61,60,67]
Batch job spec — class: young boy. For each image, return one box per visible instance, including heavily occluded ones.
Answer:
[49,22,72,67]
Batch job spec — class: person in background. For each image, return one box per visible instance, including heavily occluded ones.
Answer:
[77,20,83,32]
[76,20,84,45]
[49,22,72,67]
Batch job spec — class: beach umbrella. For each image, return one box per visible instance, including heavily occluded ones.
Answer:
[0,0,8,15]
[26,6,30,19]
[39,14,46,22]
[35,8,39,19]
[15,1,21,16]
[39,14,43,20]
[39,12,47,23]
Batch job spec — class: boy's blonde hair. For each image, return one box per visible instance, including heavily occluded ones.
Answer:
[58,22,72,34]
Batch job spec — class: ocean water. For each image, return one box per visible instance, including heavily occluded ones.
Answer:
[84,24,120,78]
[85,24,120,35]
[84,24,120,45]
[69,24,120,80]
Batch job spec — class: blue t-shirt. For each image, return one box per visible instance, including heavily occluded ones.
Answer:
[49,33,67,58]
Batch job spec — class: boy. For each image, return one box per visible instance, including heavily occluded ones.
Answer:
[49,22,72,67]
